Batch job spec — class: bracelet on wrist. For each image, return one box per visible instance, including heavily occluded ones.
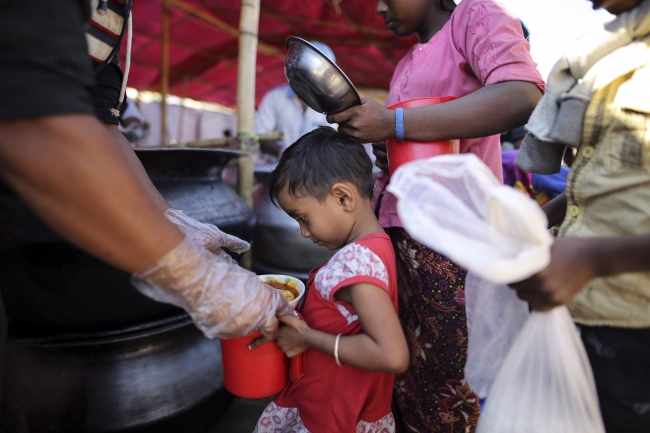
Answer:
[395,107,405,141]
[334,333,343,367]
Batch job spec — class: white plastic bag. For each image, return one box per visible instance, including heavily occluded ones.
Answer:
[477,308,605,433]
[387,154,551,397]
[464,274,530,398]
[388,154,605,433]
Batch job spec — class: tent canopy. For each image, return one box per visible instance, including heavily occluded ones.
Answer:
[122,0,416,108]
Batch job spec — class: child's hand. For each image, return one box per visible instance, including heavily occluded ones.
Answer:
[247,315,311,357]
[274,315,311,358]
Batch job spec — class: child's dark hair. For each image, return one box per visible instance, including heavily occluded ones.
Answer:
[265,126,374,205]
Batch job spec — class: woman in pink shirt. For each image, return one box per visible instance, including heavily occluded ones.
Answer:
[328,0,545,431]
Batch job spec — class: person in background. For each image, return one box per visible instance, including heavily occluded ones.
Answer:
[250,127,408,433]
[119,98,150,145]
[327,0,545,430]
[502,149,569,206]
[501,126,527,151]
[512,0,650,431]
[501,126,569,205]
[253,42,336,164]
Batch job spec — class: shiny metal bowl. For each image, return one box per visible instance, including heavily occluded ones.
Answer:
[285,37,361,115]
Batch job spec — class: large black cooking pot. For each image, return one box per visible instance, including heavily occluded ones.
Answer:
[7,314,233,432]
[0,148,255,336]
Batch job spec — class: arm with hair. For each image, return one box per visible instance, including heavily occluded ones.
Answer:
[0,115,288,337]
[105,124,250,257]
[105,124,171,213]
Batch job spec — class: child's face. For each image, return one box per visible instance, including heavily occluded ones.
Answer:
[277,187,355,251]
[587,0,644,15]
[376,0,431,37]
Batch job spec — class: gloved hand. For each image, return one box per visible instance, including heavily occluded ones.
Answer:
[131,237,293,339]
[164,208,250,264]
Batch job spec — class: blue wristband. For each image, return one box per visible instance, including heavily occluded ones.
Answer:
[395,108,405,141]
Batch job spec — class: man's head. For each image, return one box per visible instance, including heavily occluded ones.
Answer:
[309,42,336,63]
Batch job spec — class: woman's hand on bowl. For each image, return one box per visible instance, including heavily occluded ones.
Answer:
[327,98,395,143]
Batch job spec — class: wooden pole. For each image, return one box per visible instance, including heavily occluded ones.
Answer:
[161,0,170,146]
[236,0,259,209]
[236,0,260,270]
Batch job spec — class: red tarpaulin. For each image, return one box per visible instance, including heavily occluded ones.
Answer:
[120,0,416,108]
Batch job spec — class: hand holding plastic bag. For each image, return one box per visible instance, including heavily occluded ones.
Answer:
[388,154,605,433]
[165,208,250,263]
[131,237,293,339]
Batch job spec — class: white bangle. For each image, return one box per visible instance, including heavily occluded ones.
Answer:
[334,333,343,367]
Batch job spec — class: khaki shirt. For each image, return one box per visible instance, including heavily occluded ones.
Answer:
[561,57,650,328]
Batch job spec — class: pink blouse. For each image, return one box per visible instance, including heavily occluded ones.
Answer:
[374,0,545,229]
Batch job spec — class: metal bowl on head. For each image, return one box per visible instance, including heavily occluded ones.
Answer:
[285,37,361,115]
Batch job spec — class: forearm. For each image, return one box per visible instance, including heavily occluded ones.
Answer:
[404,81,542,142]
[105,124,171,213]
[0,115,183,272]
[595,235,650,277]
[542,191,567,228]
[303,328,406,373]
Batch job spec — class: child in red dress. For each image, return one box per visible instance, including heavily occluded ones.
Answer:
[250,126,409,433]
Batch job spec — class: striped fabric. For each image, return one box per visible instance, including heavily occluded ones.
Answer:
[84,0,130,68]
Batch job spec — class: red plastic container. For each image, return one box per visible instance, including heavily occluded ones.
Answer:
[386,96,460,176]
[221,332,289,399]
[221,326,305,398]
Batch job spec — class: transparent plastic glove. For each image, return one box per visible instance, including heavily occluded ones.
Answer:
[131,237,293,339]
[164,209,250,264]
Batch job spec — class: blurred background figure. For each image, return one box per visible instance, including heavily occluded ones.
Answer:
[119,98,150,145]
[501,126,527,151]
[253,42,336,164]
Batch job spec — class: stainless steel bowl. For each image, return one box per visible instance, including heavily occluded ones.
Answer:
[285,37,361,115]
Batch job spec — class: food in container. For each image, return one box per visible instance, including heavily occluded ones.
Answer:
[258,274,305,308]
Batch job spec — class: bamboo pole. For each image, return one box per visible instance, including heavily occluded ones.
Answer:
[236,0,261,270]
[236,0,259,209]
[161,0,170,146]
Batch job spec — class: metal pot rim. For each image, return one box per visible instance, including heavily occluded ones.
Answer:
[9,313,192,347]
[135,147,246,156]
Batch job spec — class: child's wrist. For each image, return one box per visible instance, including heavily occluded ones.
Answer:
[300,326,317,348]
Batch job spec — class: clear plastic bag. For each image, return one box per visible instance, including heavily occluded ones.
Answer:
[477,307,605,433]
[464,274,531,399]
[388,154,605,432]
